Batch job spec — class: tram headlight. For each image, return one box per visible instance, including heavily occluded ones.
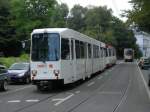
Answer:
[32,70,37,76]
[53,70,60,76]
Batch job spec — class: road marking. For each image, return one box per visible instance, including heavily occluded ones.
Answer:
[8,100,20,103]
[87,82,95,87]
[108,70,112,72]
[75,91,80,94]
[26,99,39,102]
[136,62,150,99]
[0,85,33,96]
[119,61,124,64]
[98,76,103,80]
[52,93,74,106]
[99,91,122,95]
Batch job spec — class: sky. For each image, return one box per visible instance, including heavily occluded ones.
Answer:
[57,0,132,21]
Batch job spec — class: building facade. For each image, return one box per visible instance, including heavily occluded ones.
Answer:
[134,31,150,57]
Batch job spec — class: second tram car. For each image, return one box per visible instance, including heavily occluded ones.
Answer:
[30,28,116,90]
[105,44,117,68]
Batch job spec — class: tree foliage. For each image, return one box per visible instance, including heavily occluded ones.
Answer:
[50,3,69,27]
[0,1,139,58]
[0,0,20,56]
[68,5,87,31]
[127,0,150,32]
[10,0,56,40]
[68,5,137,58]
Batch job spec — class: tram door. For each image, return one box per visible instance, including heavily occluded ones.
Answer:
[70,39,76,82]
[61,38,74,84]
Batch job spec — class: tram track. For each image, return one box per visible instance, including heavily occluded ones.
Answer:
[64,63,131,112]
[13,65,116,112]
[13,92,59,112]
[0,64,119,112]
[112,74,132,112]
[66,65,125,112]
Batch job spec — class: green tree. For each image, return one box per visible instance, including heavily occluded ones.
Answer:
[10,0,56,41]
[126,0,150,32]
[50,3,69,27]
[84,6,113,41]
[111,17,136,58]
[68,5,87,31]
[0,0,20,56]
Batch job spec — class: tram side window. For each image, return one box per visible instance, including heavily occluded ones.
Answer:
[102,48,104,57]
[93,45,99,58]
[80,41,85,58]
[61,38,70,60]
[88,44,92,58]
[109,49,111,57]
[84,43,87,58]
[71,40,74,59]
[104,48,106,57]
[100,47,103,58]
[106,48,108,57]
[75,40,80,59]
[99,47,101,58]
[96,46,99,58]
[93,45,96,58]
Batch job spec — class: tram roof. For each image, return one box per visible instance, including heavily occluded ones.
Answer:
[32,28,106,47]
[32,28,69,34]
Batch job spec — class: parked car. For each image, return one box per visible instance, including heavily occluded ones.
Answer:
[138,57,150,69]
[7,63,30,84]
[0,65,8,91]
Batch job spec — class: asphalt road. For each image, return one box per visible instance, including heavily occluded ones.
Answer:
[0,62,150,112]
[142,69,149,84]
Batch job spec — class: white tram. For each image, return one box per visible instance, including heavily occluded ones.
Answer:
[30,28,116,90]
[105,44,117,68]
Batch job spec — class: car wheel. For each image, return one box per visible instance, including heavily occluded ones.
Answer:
[25,77,30,84]
[0,80,7,91]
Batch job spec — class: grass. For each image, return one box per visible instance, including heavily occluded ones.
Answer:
[0,54,29,68]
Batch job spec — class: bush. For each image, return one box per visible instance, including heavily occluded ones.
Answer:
[0,54,29,68]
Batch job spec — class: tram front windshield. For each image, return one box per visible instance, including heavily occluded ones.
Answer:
[126,50,133,56]
[31,33,60,61]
